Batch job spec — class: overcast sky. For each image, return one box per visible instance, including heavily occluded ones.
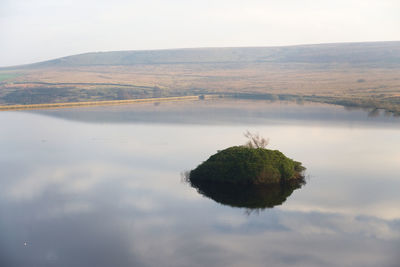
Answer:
[0,0,399,67]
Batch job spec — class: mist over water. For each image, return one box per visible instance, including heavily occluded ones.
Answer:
[0,100,399,267]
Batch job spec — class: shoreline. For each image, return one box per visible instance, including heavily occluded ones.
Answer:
[0,95,218,111]
[0,93,399,116]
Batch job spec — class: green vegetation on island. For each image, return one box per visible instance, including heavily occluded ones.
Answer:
[189,146,305,185]
[189,132,305,186]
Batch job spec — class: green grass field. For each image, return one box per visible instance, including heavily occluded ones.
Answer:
[0,72,20,82]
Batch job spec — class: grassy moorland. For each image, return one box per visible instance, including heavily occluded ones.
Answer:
[1,41,399,114]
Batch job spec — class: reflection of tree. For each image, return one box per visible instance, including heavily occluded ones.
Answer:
[368,108,380,118]
[152,86,163,98]
[188,178,305,210]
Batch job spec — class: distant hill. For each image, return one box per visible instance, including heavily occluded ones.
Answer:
[9,41,400,69]
[1,41,400,114]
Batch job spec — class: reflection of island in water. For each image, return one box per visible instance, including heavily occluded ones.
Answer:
[189,179,305,210]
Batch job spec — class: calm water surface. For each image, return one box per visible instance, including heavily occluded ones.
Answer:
[0,99,399,267]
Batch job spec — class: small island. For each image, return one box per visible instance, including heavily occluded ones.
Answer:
[189,132,305,186]
[186,132,306,210]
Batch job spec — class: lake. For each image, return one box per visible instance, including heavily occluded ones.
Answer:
[0,99,399,267]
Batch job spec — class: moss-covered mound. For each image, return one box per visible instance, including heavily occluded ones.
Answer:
[189,146,305,185]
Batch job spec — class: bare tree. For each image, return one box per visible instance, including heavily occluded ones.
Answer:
[244,131,269,148]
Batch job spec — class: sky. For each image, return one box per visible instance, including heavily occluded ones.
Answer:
[0,0,399,67]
